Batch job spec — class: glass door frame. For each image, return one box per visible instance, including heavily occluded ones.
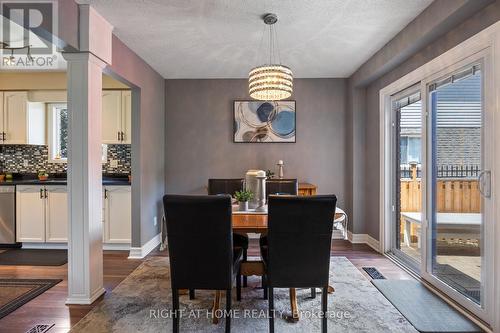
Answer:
[420,51,494,323]
[388,85,422,274]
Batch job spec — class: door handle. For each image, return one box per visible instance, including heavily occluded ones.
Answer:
[104,189,108,199]
[478,170,491,198]
[40,188,43,199]
[117,132,120,141]
[121,131,124,141]
[44,188,48,199]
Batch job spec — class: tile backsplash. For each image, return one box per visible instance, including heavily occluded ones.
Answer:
[0,144,131,174]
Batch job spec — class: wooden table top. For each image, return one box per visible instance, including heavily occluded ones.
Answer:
[232,209,345,233]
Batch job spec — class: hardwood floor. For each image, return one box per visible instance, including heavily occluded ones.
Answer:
[0,240,412,333]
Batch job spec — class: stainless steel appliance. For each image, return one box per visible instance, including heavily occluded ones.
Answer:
[0,186,16,245]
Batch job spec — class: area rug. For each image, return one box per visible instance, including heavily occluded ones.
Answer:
[372,280,482,332]
[71,257,417,332]
[0,249,67,266]
[0,279,62,319]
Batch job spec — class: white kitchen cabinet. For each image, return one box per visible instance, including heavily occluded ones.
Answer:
[45,186,68,242]
[16,185,68,243]
[102,90,131,144]
[121,90,132,144]
[104,186,131,243]
[16,186,46,243]
[0,91,46,145]
[3,91,27,144]
[102,90,122,144]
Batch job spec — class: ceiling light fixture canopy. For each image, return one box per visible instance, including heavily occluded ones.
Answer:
[249,13,293,101]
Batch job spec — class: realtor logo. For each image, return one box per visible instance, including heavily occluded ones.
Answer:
[0,0,58,69]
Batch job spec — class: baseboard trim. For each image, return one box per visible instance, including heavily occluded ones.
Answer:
[22,243,68,249]
[66,287,106,305]
[21,243,130,251]
[128,233,161,259]
[103,243,131,251]
[347,231,381,252]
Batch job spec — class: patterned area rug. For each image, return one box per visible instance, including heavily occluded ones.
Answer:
[71,257,417,332]
[0,279,62,319]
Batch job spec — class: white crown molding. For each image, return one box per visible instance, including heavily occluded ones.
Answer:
[128,233,161,259]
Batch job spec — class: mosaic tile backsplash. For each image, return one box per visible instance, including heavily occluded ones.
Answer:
[0,144,131,174]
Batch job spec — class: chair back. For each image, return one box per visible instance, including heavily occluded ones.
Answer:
[208,178,244,196]
[267,195,337,288]
[266,179,298,197]
[163,194,234,290]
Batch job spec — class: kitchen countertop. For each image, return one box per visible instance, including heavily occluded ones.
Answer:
[0,176,130,186]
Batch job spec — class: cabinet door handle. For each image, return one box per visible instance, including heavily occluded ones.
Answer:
[104,189,108,199]
[117,132,120,141]
[1,132,5,141]
[121,131,124,141]
[40,188,43,199]
[44,188,48,199]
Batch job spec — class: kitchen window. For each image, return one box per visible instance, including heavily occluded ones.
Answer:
[48,104,108,163]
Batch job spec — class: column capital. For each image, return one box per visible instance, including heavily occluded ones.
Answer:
[62,52,108,69]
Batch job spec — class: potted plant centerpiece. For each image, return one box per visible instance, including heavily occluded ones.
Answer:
[38,170,49,181]
[234,189,254,211]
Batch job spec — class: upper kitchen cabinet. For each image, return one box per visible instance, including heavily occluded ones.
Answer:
[0,91,46,145]
[102,90,131,144]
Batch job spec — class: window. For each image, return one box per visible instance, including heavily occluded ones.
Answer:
[48,104,108,163]
[400,136,421,165]
[48,104,68,163]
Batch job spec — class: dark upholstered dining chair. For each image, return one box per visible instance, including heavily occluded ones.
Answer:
[208,178,249,287]
[260,178,299,297]
[163,195,243,333]
[265,179,298,197]
[262,195,337,333]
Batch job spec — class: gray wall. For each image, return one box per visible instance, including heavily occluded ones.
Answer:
[107,36,165,247]
[56,3,166,247]
[347,0,500,239]
[165,79,347,207]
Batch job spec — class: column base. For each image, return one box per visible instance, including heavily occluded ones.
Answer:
[65,287,106,305]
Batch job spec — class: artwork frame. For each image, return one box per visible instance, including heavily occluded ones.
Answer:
[233,100,296,143]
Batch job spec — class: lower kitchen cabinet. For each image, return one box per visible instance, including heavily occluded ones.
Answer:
[103,186,132,243]
[16,185,68,243]
[45,186,68,242]
[16,186,46,242]
[16,184,131,245]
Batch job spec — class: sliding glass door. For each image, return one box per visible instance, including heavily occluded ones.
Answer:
[424,61,493,320]
[386,55,494,323]
[390,87,422,271]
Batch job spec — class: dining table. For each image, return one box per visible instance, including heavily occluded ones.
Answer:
[209,204,347,323]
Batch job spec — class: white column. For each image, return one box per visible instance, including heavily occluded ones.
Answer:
[63,52,106,304]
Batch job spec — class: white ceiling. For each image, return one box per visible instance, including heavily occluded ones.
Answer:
[78,0,433,79]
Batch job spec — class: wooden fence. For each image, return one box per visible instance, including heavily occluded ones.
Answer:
[400,165,480,213]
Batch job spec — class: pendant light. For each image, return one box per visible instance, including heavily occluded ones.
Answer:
[249,13,293,101]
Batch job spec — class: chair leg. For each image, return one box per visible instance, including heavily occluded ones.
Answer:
[322,286,328,333]
[243,248,248,287]
[236,271,242,301]
[189,289,195,300]
[311,287,316,298]
[226,289,232,333]
[269,287,274,333]
[262,275,268,300]
[172,288,179,333]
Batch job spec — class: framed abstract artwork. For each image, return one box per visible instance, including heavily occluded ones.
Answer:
[233,100,296,143]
